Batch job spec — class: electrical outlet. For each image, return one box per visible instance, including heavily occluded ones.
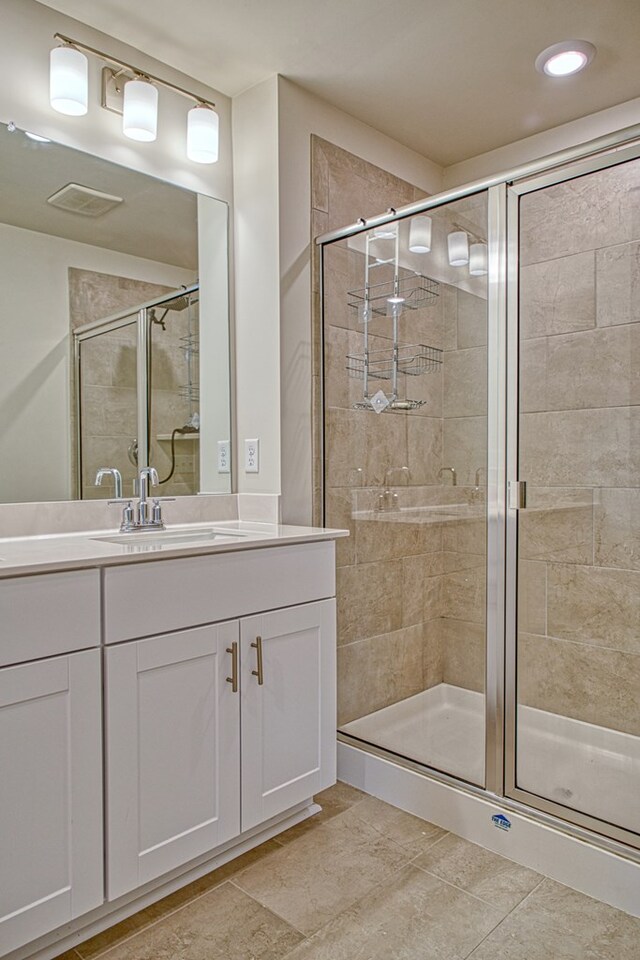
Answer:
[244,438,259,473]
[217,440,230,474]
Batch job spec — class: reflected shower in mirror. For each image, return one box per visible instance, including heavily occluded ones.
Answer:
[0,122,230,504]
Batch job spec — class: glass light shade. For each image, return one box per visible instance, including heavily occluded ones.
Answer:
[469,243,488,276]
[187,105,219,163]
[49,45,88,116]
[123,79,158,142]
[448,230,469,266]
[409,216,432,253]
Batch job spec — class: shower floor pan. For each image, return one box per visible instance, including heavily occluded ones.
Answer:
[341,683,639,835]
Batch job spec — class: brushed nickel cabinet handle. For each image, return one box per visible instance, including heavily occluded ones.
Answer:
[251,635,264,685]
[226,641,238,693]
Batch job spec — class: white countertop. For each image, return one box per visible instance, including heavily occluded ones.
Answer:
[0,521,348,579]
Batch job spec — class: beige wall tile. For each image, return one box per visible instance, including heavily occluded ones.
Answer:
[355,515,443,562]
[336,559,403,645]
[325,488,356,567]
[423,618,444,688]
[407,416,442,485]
[337,625,427,724]
[518,633,640,735]
[443,346,487,419]
[522,324,640,412]
[596,240,640,327]
[402,554,443,626]
[456,290,487,349]
[440,618,486,692]
[594,487,640,571]
[442,563,486,624]
[442,416,487,487]
[520,407,640,487]
[325,408,366,487]
[519,488,593,565]
[519,252,595,339]
[547,563,640,653]
[518,560,547,636]
[442,515,487,556]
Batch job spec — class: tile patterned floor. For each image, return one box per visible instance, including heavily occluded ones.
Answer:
[53,783,640,960]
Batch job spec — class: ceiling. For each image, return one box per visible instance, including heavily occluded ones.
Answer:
[0,123,197,268]
[38,0,640,166]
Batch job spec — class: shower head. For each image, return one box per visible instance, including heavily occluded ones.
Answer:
[164,294,192,311]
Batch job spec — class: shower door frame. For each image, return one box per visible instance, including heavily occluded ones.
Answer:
[504,140,640,853]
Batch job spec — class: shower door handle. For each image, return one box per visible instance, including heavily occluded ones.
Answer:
[508,480,527,510]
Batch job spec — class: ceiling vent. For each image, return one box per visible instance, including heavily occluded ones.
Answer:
[47,182,124,217]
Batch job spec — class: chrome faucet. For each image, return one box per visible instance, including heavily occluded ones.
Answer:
[109,467,174,533]
[378,466,410,511]
[439,465,457,486]
[95,467,122,499]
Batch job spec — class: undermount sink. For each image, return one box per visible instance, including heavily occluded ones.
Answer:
[93,526,248,547]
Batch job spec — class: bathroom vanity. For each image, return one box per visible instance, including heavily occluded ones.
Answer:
[0,521,345,959]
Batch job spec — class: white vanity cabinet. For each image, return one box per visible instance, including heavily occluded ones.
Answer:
[103,542,337,900]
[0,571,103,957]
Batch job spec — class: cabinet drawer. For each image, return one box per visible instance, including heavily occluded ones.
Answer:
[104,541,335,643]
[0,569,101,667]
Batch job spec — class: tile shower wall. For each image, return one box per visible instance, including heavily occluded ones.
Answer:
[70,269,198,499]
[314,138,488,728]
[517,157,640,736]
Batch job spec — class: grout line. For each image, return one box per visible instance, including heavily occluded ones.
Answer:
[411,859,526,913]
[227,879,310,938]
[462,876,548,959]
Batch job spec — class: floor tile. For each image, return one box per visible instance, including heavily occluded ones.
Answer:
[75,839,283,958]
[414,833,542,911]
[467,878,640,959]
[82,882,303,960]
[282,864,504,960]
[51,952,82,960]
[343,794,447,855]
[234,806,411,935]
[276,781,366,845]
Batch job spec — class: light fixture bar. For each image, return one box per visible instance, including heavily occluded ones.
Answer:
[53,33,216,109]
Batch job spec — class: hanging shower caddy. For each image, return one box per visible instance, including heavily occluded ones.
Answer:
[346,225,442,412]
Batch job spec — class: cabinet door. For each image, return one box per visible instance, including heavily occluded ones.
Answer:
[240,599,336,831]
[106,622,240,900]
[0,650,103,956]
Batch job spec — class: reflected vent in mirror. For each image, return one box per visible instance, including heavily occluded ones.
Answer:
[47,182,124,217]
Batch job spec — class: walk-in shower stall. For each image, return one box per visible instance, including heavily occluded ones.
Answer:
[318,132,640,866]
[74,286,200,499]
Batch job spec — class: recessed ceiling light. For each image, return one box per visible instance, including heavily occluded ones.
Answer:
[24,131,51,143]
[535,40,596,77]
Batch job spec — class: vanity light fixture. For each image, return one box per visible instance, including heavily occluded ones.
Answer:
[50,43,88,116]
[447,230,469,267]
[469,242,488,276]
[409,215,432,253]
[48,33,219,163]
[122,77,158,142]
[535,40,596,77]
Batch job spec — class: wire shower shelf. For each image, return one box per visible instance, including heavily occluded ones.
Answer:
[346,343,443,381]
[348,272,439,317]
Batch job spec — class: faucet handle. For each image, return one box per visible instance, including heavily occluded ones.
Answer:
[108,499,135,531]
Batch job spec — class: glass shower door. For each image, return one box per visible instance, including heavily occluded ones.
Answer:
[508,151,640,846]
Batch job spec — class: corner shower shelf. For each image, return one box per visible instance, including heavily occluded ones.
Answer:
[346,343,443,381]
[348,271,439,318]
[156,433,200,441]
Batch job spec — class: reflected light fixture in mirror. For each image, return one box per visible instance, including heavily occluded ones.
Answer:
[448,230,469,266]
[409,215,432,253]
[49,44,88,116]
[469,242,488,276]
[48,33,219,164]
[122,78,158,142]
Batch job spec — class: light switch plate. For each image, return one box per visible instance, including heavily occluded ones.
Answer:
[244,438,259,473]
[217,440,230,474]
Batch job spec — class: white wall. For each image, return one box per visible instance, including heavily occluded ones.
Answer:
[0,222,194,503]
[232,75,444,519]
[2,0,232,203]
[443,95,640,188]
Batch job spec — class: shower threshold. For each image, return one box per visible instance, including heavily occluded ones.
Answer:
[341,683,640,835]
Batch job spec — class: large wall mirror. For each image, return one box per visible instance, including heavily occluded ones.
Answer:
[0,123,231,504]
